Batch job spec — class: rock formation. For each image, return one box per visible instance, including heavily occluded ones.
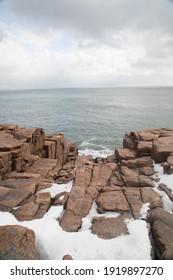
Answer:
[0,225,39,260]
[1,125,173,259]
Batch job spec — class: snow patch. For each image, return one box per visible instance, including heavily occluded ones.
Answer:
[0,197,152,260]
[39,181,73,198]
[153,163,173,213]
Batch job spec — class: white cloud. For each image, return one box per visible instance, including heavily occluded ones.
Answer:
[0,0,173,89]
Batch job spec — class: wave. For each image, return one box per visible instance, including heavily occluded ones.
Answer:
[78,148,114,158]
[79,140,109,150]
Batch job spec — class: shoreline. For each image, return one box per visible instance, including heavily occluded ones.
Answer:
[0,124,173,260]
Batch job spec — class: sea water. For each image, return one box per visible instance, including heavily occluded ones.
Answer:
[0,87,173,157]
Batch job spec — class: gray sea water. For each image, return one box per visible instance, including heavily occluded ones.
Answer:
[0,87,173,157]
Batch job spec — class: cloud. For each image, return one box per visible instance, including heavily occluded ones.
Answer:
[0,0,173,89]
[0,26,5,41]
[6,0,173,35]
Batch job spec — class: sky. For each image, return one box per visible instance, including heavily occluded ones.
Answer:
[0,0,173,89]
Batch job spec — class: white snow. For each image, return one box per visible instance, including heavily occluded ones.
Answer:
[140,203,150,219]
[0,180,152,260]
[39,181,73,198]
[43,205,64,220]
[1,163,173,260]
[153,163,173,213]
[0,211,151,260]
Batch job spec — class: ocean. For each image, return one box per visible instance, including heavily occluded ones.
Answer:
[0,87,173,157]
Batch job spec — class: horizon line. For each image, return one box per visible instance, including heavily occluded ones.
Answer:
[1,85,173,91]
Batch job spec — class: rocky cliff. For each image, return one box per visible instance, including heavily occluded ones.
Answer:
[0,125,173,259]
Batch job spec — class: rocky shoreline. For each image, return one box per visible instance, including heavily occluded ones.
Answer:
[0,124,173,259]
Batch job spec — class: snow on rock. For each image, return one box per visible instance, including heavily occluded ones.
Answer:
[0,195,152,260]
[0,211,151,260]
[153,163,173,213]
[39,181,73,198]
[3,163,173,260]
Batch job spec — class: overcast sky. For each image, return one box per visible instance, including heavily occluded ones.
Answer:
[0,0,173,89]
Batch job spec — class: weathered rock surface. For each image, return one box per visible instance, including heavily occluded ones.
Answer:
[1,124,173,260]
[139,175,154,188]
[123,188,142,219]
[0,124,77,180]
[0,178,38,193]
[26,158,58,178]
[60,210,82,232]
[149,208,173,259]
[96,191,130,213]
[116,148,136,163]
[123,128,173,162]
[141,188,162,209]
[152,137,173,163]
[136,141,152,157]
[0,188,32,208]
[120,166,139,187]
[14,202,39,221]
[0,225,40,259]
[13,191,52,221]
[91,216,128,239]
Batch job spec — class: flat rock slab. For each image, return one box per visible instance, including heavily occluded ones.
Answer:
[96,191,130,213]
[123,188,143,219]
[149,208,173,259]
[35,192,51,205]
[6,172,41,180]
[0,188,32,208]
[141,188,162,208]
[138,131,159,141]
[120,166,139,188]
[66,185,86,215]
[14,191,52,221]
[26,158,57,178]
[0,131,22,151]
[99,164,113,186]
[0,178,38,194]
[91,216,128,239]
[122,156,153,169]
[14,202,39,221]
[74,166,92,188]
[116,148,136,162]
[0,225,40,260]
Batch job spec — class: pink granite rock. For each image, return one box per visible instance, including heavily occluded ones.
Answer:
[0,225,40,259]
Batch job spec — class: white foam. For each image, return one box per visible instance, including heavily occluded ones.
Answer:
[78,148,114,158]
